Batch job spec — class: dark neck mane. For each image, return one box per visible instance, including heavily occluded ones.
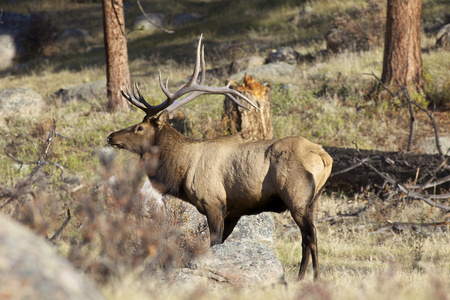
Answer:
[152,125,197,196]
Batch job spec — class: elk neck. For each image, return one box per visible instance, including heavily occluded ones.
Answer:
[151,123,199,196]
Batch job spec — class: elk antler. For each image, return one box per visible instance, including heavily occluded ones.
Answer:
[121,34,259,117]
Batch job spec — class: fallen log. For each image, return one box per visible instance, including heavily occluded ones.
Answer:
[324,146,450,193]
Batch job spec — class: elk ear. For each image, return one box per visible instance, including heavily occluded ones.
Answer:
[154,110,169,128]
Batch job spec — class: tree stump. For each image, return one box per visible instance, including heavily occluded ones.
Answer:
[223,74,273,140]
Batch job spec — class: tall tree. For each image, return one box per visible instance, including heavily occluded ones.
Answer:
[382,0,423,92]
[102,0,130,111]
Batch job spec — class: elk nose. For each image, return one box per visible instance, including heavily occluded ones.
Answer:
[107,134,113,144]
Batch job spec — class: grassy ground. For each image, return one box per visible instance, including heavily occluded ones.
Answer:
[1,0,449,299]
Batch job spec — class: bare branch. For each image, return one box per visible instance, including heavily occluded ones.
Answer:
[363,72,401,98]
[361,160,450,212]
[370,220,450,234]
[48,209,72,243]
[401,86,445,161]
[2,119,65,215]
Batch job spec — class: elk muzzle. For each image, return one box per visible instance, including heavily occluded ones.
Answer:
[107,133,125,149]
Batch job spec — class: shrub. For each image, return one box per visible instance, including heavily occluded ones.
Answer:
[20,10,58,61]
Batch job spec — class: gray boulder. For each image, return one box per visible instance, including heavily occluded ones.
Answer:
[173,240,285,289]
[0,34,17,70]
[422,136,450,155]
[0,12,30,70]
[133,13,166,32]
[435,23,450,49]
[268,47,299,64]
[53,80,106,103]
[151,197,283,288]
[0,214,105,300]
[226,213,275,244]
[159,196,276,246]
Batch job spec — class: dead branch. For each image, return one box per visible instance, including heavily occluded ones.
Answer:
[401,86,445,161]
[1,119,65,216]
[406,174,450,191]
[369,220,449,235]
[29,119,58,180]
[317,206,368,223]
[4,151,36,172]
[406,91,415,152]
[48,209,72,244]
[360,160,450,212]
[330,156,375,177]
[364,72,446,161]
[0,180,32,210]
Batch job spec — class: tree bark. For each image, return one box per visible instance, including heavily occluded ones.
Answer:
[102,0,130,111]
[223,75,273,140]
[381,0,423,92]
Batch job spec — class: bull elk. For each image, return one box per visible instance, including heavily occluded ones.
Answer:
[107,35,333,280]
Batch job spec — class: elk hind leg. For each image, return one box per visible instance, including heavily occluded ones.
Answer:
[288,182,320,280]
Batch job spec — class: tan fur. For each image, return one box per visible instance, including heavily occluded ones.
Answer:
[108,111,332,280]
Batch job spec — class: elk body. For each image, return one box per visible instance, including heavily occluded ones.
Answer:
[107,36,333,280]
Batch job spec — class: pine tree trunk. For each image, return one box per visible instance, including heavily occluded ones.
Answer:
[102,0,130,111]
[381,0,423,92]
[223,75,273,141]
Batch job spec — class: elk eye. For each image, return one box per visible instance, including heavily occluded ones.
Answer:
[137,125,144,132]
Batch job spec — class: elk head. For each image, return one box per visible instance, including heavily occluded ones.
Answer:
[107,34,258,157]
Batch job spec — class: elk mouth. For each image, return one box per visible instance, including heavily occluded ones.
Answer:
[109,143,124,149]
[107,135,125,149]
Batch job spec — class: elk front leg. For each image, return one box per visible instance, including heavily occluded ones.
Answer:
[204,204,225,246]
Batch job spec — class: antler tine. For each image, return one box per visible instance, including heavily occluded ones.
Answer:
[159,70,173,99]
[121,86,146,111]
[134,82,154,110]
[185,33,203,87]
[225,93,254,110]
[199,44,206,85]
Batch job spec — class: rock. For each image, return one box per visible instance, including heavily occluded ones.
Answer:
[53,80,106,103]
[0,87,44,125]
[139,184,285,289]
[226,213,275,244]
[173,13,203,26]
[229,55,266,74]
[230,62,303,85]
[173,240,285,289]
[163,195,209,239]
[435,23,450,49]
[422,136,450,155]
[0,11,30,68]
[133,13,166,32]
[0,34,16,70]
[155,196,276,246]
[55,28,90,53]
[268,47,299,64]
[0,214,105,300]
